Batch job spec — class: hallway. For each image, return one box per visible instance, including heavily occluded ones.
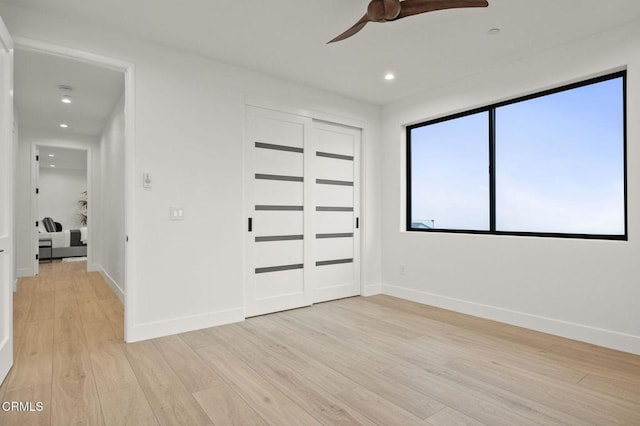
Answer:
[0,261,124,425]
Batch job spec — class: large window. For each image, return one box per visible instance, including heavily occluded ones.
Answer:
[407,71,626,240]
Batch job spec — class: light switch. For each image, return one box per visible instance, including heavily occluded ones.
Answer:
[169,207,184,221]
[143,173,152,189]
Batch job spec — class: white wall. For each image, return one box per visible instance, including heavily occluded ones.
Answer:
[96,94,125,300]
[38,166,86,230]
[0,4,383,341]
[15,128,98,277]
[381,22,640,354]
[12,116,18,289]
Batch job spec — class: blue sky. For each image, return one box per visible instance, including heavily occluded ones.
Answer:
[411,76,625,235]
[411,111,489,230]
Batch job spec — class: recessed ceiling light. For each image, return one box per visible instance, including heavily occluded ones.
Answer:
[48,154,55,157]
[59,123,68,128]
[59,85,73,104]
[488,28,500,35]
[384,72,395,81]
[50,165,56,168]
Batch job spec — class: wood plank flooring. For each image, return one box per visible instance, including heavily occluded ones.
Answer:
[1,262,640,425]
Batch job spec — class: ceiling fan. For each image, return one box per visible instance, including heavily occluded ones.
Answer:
[328,0,489,43]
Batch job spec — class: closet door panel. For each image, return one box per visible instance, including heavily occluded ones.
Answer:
[315,156,353,182]
[311,121,361,303]
[315,211,353,235]
[315,128,354,156]
[253,180,303,206]
[254,269,304,300]
[254,211,303,237]
[315,263,353,290]
[253,118,304,149]
[254,148,304,177]
[314,237,354,262]
[315,184,353,208]
[245,107,310,317]
[254,240,304,269]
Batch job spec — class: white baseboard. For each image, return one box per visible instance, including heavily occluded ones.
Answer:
[17,267,33,278]
[95,264,125,303]
[13,278,18,293]
[382,283,640,356]
[362,282,382,296]
[126,307,245,343]
[93,265,243,343]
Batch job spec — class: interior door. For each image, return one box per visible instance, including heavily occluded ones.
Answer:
[32,146,39,275]
[245,107,313,317]
[0,16,15,386]
[311,121,361,303]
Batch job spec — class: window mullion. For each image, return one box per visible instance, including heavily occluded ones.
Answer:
[489,108,496,232]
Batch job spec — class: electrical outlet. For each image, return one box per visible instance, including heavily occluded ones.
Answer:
[399,264,405,276]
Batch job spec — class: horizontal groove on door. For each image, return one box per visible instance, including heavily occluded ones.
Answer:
[255,142,304,153]
[255,264,304,274]
[316,233,354,239]
[315,179,353,186]
[316,258,354,267]
[316,206,354,212]
[256,205,304,211]
[255,174,304,182]
[316,151,354,161]
[255,235,304,242]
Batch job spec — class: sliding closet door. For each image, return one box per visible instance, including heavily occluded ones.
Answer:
[245,107,361,317]
[245,107,312,317]
[312,121,360,303]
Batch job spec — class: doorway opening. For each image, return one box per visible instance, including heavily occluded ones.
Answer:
[13,39,135,342]
[34,145,89,272]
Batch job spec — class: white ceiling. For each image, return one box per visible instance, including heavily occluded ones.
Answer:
[5,0,640,105]
[14,49,124,136]
[38,146,87,171]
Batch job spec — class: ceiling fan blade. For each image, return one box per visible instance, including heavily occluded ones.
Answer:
[397,0,489,19]
[328,14,370,43]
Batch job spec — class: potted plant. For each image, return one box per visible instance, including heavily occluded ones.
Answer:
[78,190,88,226]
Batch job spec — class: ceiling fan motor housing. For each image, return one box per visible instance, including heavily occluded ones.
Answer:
[368,0,402,22]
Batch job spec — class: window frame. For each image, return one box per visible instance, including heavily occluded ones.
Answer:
[406,70,628,241]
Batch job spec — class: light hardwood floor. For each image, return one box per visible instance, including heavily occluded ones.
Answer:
[1,262,640,425]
